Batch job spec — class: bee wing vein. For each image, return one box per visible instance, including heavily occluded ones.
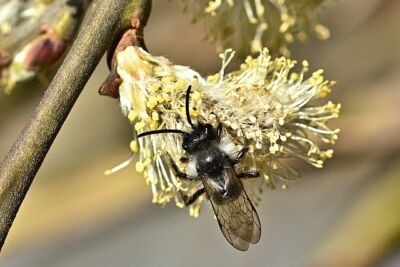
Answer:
[202,168,261,251]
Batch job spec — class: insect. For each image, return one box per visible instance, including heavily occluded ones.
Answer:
[137,85,261,251]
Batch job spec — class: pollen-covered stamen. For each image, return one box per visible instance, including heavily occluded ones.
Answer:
[104,154,135,176]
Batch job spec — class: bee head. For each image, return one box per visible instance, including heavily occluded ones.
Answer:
[182,123,216,153]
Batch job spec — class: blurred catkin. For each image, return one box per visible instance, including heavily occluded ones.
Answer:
[174,0,330,56]
[0,0,88,93]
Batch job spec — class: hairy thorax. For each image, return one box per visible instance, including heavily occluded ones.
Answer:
[195,145,225,177]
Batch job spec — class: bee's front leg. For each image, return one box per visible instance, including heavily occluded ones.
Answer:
[238,170,260,179]
[180,157,189,163]
[232,147,249,164]
[181,188,206,206]
[171,158,192,180]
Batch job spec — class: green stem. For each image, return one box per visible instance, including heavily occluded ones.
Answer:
[0,0,152,251]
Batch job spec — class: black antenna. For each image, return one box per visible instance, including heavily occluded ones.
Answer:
[137,85,194,139]
[185,85,194,128]
[137,129,186,139]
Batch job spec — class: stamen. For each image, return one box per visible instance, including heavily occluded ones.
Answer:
[104,154,135,175]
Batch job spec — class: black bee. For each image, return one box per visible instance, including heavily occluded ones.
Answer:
[138,86,261,251]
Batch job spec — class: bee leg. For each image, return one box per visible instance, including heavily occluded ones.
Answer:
[182,188,206,206]
[216,123,223,142]
[171,159,191,180]
[232,147,249,164]
[238,170,260,179]
[177,172,190,179]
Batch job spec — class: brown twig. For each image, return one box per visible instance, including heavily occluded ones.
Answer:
[0,0,152,251]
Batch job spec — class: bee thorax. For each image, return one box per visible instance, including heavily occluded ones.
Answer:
[195,147,225,176]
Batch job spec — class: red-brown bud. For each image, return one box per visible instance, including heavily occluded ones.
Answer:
[0,50,11,76]
[23,32,66,72]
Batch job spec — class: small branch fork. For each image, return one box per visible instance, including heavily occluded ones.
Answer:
[0,0,152,251]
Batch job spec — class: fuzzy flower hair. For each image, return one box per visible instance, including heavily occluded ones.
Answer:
[175,0,330,56]
[107,46,340,217]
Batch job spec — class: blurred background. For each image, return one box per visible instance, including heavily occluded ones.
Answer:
[1,0,400,266]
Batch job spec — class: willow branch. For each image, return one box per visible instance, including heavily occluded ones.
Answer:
[0,0,152,251]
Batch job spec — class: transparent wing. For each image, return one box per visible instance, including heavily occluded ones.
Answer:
[202,168,261,251]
